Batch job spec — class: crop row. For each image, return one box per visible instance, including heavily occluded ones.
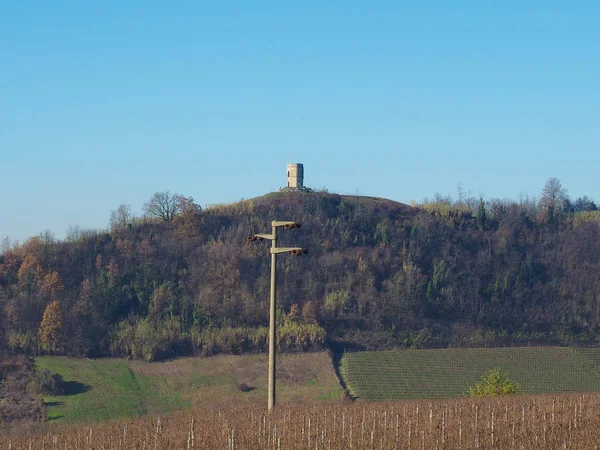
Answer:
[2,393,600,449]
[340,347,600,401]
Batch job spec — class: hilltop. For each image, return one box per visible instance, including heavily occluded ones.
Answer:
[1,189,600,360]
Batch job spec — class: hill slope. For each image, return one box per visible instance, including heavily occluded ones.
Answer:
[1,190,600,359]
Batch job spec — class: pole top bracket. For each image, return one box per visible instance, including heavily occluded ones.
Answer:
[271,247,308,255]
[272,221,301,229]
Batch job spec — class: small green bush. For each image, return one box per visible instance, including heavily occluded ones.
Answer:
[469,368,520,397]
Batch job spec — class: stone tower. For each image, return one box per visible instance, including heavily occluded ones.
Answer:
[286,163,304,189]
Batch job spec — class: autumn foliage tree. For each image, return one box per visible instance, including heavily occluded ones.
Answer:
[39,301,64,354]
[41,271,64,297]
[17,255,43,293]
[302,301,318,325]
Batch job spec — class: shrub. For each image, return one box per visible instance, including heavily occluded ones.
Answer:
[189,323,326,357]
[468,368,520,397]
[33,369,64,396]
[237,383,251,392]
[7,331,37,354]
[111,318,187,362]
[191,327,249,356]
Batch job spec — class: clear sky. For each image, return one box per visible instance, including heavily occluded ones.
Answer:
[1,1,599,244]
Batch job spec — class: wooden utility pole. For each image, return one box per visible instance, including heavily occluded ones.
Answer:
[246,220,306,411]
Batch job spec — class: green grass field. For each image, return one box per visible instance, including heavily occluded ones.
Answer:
[35,357,187,423]
[340,347,600,401]
[37,347,600,423]
[36,352,343,423]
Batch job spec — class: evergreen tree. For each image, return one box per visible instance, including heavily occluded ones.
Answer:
[476,198,487,229]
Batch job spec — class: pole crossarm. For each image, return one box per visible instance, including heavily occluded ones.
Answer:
[255,233,275,240]
[272,220,301,229]
[270,247,306,254]
[245,233,275,241]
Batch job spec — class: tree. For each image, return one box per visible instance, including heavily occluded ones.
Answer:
[1,237,11,255]
[39,301,64,354]
[572,196,597,212]
[176,195,201,215]
[476,198,487,230]
[301,301,318,324]
[288,303,300,322]
[41,271,65,297]
[149,283,176,323]
[172,195,202,238]
[17,255,43,293]
[540,177,569,214]
[68,279,103,356]
[143,191,184,221]
[468,368,520,397]
[110,204,133,231]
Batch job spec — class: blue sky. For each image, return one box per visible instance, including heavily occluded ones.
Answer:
[1,1,599,244]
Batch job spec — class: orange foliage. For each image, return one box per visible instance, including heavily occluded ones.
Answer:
[39,301,64,353]
[41,271,64,297]
[17,255,43,291]
[288,303,300,322]
[16,236,43,259]
[302,301,318,324]
[2,250,22,273]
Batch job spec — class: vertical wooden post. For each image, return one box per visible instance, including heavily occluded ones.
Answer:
[268,225,277,412]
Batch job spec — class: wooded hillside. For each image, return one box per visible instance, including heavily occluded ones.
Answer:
[1,184,599,360]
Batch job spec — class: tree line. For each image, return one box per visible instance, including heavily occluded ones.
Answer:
[0,178,599,360]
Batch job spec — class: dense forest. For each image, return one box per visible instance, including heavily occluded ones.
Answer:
[1,179,599,361]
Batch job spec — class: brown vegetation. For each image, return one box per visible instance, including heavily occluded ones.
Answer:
[1,185,599,360]
[127,351,343,406]
[0,355,45,426]
[2,393,600,448]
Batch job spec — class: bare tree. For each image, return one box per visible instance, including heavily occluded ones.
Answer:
[143,191,182,221]
[66,225,99,242]
[66,225,82,242]
[540,177,569,212]
[1,237,11,255]
[38,229,57,246]
[110,204,133,231]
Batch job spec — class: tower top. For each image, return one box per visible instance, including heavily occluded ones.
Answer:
[286,163,304,189]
